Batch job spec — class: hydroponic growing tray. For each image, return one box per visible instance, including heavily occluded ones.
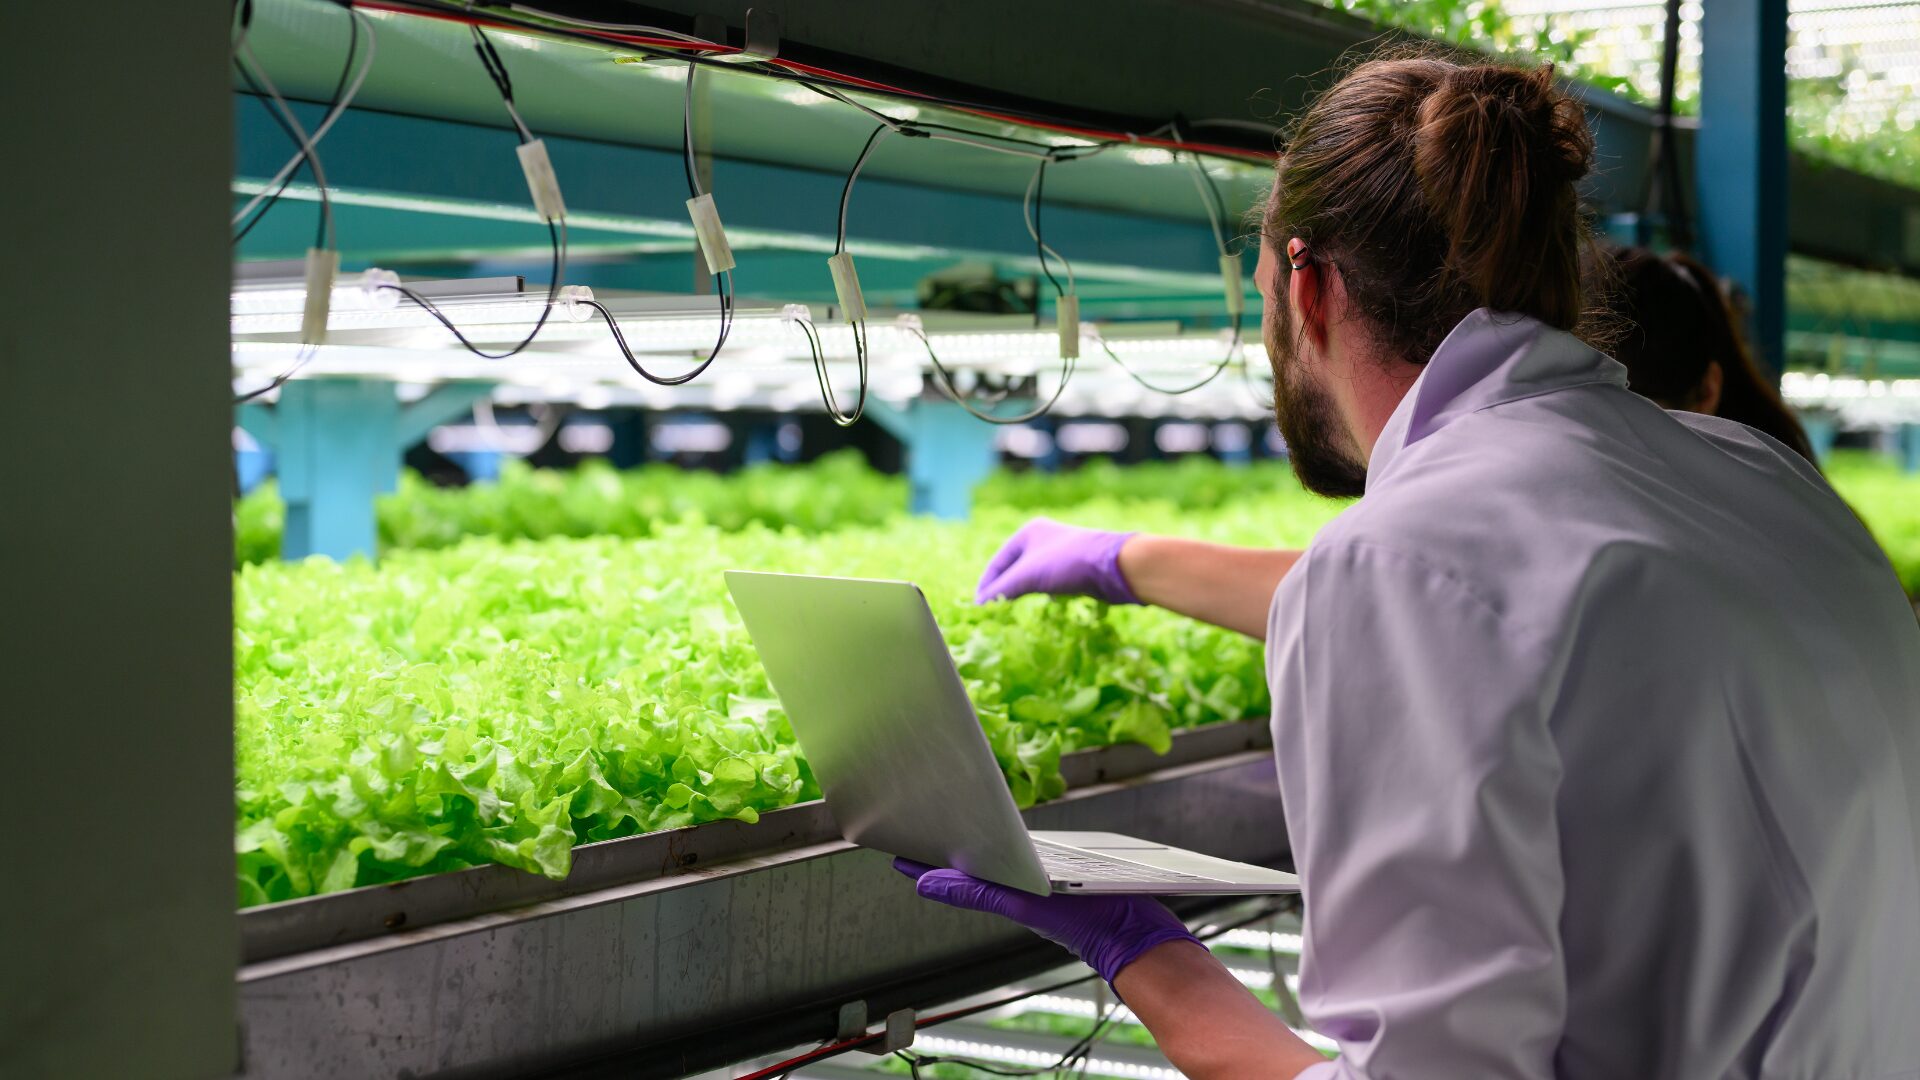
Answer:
[236,719,1286,1079]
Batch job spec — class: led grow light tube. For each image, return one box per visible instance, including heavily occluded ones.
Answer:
[230,268,404,317]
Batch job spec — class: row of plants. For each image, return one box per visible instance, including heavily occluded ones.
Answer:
[234,449,1914,906]
[235,450,905,566]
[234,494,1344,906]
[238,450,1917,592]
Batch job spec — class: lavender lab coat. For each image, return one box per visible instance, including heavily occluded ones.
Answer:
[1266,310,1920,1079]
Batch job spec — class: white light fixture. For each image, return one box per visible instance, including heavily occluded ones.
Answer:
[1057,421,1130,454]
[909,1035,1179,1080]
[230,267,403,316]
[1154,421,1211,454]
[231,283,597,338]
[558,423,615,453]
[995,425,1055,459]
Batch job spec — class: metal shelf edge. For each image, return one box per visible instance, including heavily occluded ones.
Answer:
[238,718,1274,966]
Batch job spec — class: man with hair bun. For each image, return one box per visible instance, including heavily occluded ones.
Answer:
[905,49,1920,1079]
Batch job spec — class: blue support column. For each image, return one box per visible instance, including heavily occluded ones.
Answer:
[447,451,505,483]
[238,379,494,560]
[1901,423,1920,474]
[273,380,396,560]
[1698,0,1789,378]
[868,400,1002,520]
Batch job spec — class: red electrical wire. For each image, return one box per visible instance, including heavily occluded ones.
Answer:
[352,0,1274,163]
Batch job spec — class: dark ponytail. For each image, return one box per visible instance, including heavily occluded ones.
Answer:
[1594,244,1818,466]
[1264,48,1604,363]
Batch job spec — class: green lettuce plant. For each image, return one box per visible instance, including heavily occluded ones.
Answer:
[234,496,1342,906]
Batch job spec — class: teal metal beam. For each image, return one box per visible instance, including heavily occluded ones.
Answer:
[234,104,1230,283]
[397,382,496,449]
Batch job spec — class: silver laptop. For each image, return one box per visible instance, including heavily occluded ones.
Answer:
[725,571,1300,896]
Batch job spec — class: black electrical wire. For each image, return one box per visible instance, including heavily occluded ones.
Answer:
[233,3,358,246]
[580,275,734,385]
[233,345,320,405]
[837,124,890,256]
[735,902,1292,1080]
[383,26,567,360]
[1031,156,1066,299]
[880,903,1290,1080]
[793,313,867,426]
[231,53,335,251]
[377,219,566,361]
[654,58,738,382]
[803,124,891,425]
[909,325,1076,425]
[897,999,1120,1078]
[682,61,703,198]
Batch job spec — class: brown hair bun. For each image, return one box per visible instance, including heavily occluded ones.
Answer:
[1264,49,1603,363]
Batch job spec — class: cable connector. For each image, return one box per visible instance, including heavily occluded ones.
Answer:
[517,139,567,222]
[685,193,736,275]
[827,251,867,322]
[1221,252,1245,319]
[555,284,597,322]
[1056,294,1081,360]
[300,247,339,345]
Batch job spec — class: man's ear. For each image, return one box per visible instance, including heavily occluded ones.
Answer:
[1287,254,1332,350]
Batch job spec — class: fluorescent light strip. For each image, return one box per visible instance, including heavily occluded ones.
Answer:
[231,288,597,336]
[231,269,402,316]
[1010,993,1339,1056]
[910,1035,1178,1080]
[1782,372,1920,401]
[1217,928,1304,954]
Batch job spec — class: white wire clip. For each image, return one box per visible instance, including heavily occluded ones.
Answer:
[1221,252,1245,319]
[685,193,736,274]
[854,1009,917,1055]
[709,9,781,64]
[555,284,598,322]
[516,139,567,223]
[1055,294,1082,359]
[300,247,340,346]
[827,251,868,322]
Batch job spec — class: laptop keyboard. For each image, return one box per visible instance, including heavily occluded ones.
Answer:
[1034,842,1216,884]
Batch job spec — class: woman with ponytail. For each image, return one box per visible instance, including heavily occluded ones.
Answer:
[1597,243,1818,464]
[905,48,1920,1079]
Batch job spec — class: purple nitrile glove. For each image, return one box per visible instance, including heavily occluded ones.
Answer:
[895,858,1201,984]
[975,518,1140,606]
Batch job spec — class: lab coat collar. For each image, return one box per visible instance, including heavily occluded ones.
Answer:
[1365,309,1628,491]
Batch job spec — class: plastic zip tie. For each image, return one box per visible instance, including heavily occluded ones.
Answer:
[827,251,867,322]
[1221,253,1245,318]
[1056,294,1081,359]
[517,140,567,222]
[300,247,339,346]
[686,193,736,275]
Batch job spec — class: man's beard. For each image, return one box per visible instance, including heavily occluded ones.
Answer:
[1266,308,1369,499]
